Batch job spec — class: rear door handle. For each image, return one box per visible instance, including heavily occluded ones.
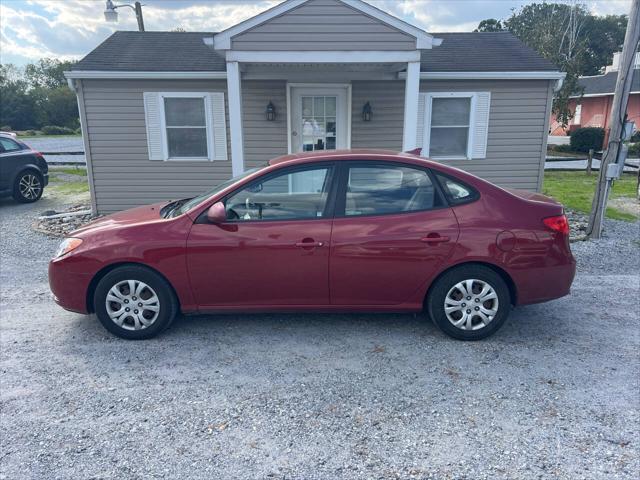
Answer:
[420,235,450,244]
[295,241,324,248]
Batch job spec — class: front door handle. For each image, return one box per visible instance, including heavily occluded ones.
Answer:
[420,234,450,244]
[295,240,324,248]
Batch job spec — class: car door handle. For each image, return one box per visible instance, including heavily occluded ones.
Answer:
[295,241,324,248]
[420,235,450,244]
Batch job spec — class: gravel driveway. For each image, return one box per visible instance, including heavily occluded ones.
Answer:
[1,196,639,479]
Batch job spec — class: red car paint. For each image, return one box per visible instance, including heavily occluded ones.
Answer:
[49,150,575,315]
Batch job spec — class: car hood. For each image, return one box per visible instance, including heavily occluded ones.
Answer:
[70,202,167,237]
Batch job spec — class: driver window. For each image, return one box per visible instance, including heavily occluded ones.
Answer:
[225,167,332,221]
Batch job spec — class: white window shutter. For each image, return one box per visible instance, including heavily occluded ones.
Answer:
[143,92,165,160]
[416,93,427,156]
[208,93,228,161]
[471,92,491,159]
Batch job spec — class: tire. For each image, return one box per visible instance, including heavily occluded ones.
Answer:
[13,169,44,203]
[93,265,178,340]
[427,265,511,341]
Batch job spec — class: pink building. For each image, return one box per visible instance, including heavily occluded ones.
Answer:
[550,52,640,136]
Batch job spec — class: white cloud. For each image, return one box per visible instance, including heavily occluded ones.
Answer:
[0,0,633,66]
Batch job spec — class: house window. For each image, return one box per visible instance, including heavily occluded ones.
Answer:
[429,96,471,158]
[163,95,208,159]
[573,104,582,125]
[419,91,491,160]
[143,91,227,162]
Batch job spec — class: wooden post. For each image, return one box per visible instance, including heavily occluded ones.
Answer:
[586,148,593,175]
[587,0,639,238]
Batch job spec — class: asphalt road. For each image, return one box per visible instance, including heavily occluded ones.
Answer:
[1,195,639,479]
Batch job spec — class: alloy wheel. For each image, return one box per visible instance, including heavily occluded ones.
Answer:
[19,174,42,200]
[444,279,499,331]
[105,280,160,331]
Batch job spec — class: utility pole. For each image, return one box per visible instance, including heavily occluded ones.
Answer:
[134,2,145,32]
[586,0,639,239]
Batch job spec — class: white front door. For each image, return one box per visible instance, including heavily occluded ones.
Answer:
[290,86,349,153]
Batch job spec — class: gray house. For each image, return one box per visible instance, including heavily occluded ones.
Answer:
[65,0,564,214]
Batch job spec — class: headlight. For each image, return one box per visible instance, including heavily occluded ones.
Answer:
[54,238,83,258]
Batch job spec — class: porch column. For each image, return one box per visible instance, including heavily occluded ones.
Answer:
[402,60,421,151]
[226,61,245,176]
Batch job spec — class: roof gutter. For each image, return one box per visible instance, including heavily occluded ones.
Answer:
[398,71,566,81]
[63,70,227,80]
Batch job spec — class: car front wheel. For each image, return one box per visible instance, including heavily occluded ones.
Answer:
[427,265,511,340]
[93,265,178,340]
[13,169,44,203]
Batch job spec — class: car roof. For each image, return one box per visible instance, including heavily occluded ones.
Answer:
[269,149,430,166]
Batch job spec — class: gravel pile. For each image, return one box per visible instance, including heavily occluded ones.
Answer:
[33,204,96,237]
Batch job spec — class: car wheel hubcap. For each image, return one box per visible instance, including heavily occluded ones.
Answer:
[105,280,160,331]
[444,279,499,331]
[19,174,41,200]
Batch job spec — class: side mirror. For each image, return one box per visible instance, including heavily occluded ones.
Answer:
[206,202,227,224]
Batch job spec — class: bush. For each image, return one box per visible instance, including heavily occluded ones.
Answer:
[549,144,574,153]
[628,142,640,158]
[570,127,605,153]
[630,131,640,143]
[41,125,75,135]
[74,127,82,135]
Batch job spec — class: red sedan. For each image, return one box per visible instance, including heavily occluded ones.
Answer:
[49,150,575,340]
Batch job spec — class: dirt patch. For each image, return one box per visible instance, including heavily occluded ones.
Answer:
[608,196,639,218]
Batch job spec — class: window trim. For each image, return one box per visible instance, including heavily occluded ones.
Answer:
[423,92,477,160]
[159,92,213,162]
[214,162,339,224]
[333,160,448,219]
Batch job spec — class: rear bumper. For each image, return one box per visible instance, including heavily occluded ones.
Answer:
[514,258,576,305]
[48,259,91,314]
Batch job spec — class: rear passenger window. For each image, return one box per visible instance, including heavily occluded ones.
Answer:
[345,165,441,216]
[0,137,22,152]
[435,173,478,205]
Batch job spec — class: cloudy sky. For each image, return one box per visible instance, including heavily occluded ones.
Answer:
[0,0,632,66]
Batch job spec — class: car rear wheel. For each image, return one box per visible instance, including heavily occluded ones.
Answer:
[13,169,43,203]
[427,265,511,340]
[93,265,178,340]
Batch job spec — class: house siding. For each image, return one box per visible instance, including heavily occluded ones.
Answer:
[421,79,553,191]
[80,79,232,214]
[231,0,416,51]
[242,80,289,169]
[351,80,405,150]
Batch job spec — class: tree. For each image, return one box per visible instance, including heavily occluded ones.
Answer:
[24,58,75,89]
[0,64,37,130]
[581,14,627,75]
[474,19,504,32]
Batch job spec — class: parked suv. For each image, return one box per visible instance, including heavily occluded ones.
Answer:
[0,134,49,203]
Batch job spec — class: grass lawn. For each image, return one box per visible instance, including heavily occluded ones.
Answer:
[48,166,90,195]
[542,171,638,221]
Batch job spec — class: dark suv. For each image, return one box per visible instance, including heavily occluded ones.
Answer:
[0,134,49,203]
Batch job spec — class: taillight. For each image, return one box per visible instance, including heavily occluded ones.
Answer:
[543,214,569,235]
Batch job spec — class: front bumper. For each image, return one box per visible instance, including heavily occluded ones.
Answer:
[48,258,91,314]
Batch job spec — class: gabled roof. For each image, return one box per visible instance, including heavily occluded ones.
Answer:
[212,0,438,50]
[420,32,558,72]
[71,31,225,72]
[70,31,560,76]
[576,69,640,97]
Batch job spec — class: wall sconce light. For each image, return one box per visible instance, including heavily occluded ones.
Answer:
[266,101,276,121]
[362,102,372,122]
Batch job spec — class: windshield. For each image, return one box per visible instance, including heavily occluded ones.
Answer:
[170,166,265,217]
